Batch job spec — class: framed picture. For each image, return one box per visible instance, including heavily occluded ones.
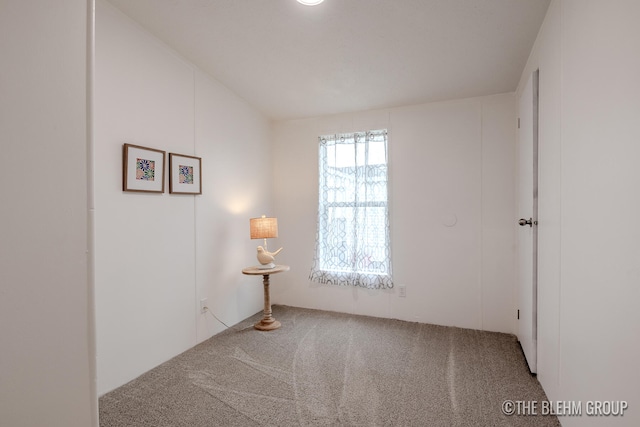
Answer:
[123,143,166,193]
[169,153,202,194]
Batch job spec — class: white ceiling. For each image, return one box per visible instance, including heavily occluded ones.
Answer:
[106,0,550,121]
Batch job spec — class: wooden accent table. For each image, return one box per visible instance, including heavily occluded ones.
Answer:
[242,265,290,331]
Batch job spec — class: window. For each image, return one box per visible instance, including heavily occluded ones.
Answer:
[309,129,393,289]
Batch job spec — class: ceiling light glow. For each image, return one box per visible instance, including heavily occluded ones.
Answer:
[297,0,325,5]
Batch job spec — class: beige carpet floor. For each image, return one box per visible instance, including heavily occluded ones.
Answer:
[99,305,559,426]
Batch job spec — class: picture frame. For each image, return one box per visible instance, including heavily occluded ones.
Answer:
[123,143,166,193]
[169,153,202,195]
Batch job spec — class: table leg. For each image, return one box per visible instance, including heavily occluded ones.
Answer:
[254,274,281,331]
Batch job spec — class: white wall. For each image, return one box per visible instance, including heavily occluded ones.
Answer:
[272,94,516,334]
[0,1,96,426]
[193,68,274,342]
[517,1,640,425]
[94,0,272,395]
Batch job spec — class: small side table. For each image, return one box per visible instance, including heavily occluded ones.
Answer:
[242,265,290,331]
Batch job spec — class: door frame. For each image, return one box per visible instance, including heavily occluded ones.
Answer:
[517,69,539,374]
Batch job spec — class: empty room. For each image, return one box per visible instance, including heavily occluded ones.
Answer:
[1,0,638,426]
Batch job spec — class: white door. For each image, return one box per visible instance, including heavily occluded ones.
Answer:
[517,70,538,374]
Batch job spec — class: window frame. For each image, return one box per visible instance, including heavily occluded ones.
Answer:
[310,129,393,289]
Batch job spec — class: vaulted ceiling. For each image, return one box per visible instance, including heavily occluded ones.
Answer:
[106,0,550,121]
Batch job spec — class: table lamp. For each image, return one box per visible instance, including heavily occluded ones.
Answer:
[250,215,283,269]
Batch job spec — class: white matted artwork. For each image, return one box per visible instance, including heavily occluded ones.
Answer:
[169,153,202,195]
[123,143,166,193]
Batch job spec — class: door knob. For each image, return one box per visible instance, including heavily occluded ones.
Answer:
[518,218,533,227]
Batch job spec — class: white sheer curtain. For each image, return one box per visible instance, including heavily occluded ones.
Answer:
[309,129,393,289]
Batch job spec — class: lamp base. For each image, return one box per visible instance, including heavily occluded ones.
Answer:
[257,262,276,270]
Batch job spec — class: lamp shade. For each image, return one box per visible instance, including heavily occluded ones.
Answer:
[250,216,278,239]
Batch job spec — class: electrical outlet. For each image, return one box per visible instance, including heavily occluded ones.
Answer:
[200,298,208,314]
[398,285,406,298]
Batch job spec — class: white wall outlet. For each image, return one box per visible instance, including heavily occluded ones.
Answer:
[398,285,406,298]
[199,298,208,314]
